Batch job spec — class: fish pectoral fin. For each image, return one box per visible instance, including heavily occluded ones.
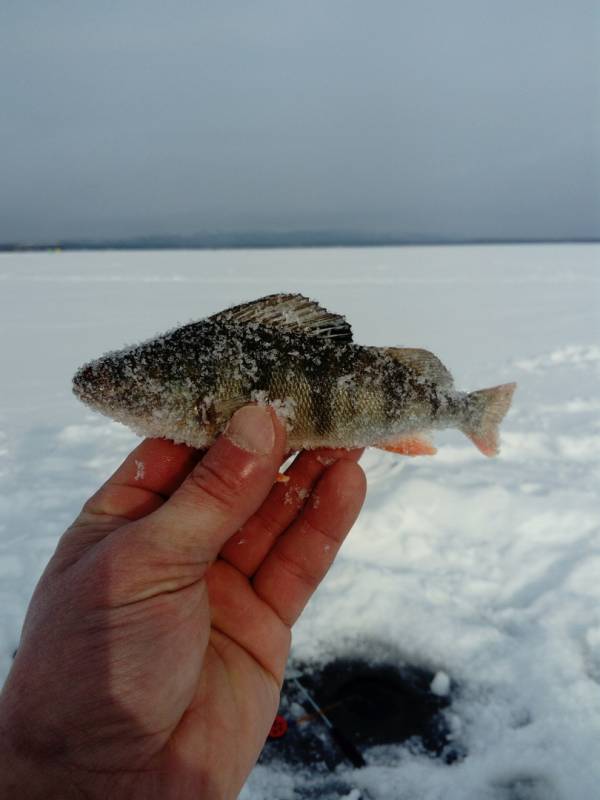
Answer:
[375,433,437,456]
[209,293,353,343]
[196,394,248,428]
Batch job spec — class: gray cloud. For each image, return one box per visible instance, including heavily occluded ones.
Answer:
[1,0,598,244]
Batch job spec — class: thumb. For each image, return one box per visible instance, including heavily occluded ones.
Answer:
[125,404,287,566]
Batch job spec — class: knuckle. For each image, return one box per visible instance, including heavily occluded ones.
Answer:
[254,506,284,541]
[302,516,341,546]
[272,547,322,590]
[184,460,243,514]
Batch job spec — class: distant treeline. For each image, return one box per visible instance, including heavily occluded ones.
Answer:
[1,231,598,252]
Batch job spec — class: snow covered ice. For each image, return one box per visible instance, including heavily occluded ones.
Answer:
[0,245,599,798]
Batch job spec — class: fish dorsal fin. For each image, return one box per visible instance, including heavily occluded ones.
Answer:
[209,293,353,342]
[383,347,454,387]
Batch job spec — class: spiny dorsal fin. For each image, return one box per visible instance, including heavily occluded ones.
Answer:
[383,347,454,387]
[209,293,353,342]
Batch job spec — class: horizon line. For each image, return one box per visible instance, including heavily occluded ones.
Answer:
[1,232,599,253]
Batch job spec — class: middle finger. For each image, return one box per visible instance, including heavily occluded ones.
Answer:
[219,448,363,576]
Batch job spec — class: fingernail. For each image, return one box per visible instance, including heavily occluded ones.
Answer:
[225,405,275,455]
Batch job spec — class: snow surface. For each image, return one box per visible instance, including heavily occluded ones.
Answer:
[0,245,599,798]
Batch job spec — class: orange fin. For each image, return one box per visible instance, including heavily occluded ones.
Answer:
[275,472,290,483]
[375,434,437,457]
[462,382,516,457]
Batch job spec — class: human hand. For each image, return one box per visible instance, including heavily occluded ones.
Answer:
[0,405,366,799]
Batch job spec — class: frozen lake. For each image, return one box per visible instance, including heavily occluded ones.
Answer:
[1,244,599,798]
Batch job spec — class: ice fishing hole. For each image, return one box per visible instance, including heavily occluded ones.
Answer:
[260,656,463,772]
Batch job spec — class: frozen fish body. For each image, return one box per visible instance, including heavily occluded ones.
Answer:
[73,294,516,456]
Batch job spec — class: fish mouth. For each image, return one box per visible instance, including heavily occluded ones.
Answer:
[73,363,99,402]
[73,360,123,409]
[73,358,159,421]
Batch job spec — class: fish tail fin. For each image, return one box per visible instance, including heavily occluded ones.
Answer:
[461,382,516,457]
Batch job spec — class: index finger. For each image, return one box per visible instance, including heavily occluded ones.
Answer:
[83,438,201,520]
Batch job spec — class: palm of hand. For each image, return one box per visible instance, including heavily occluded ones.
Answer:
[2,413,365,800]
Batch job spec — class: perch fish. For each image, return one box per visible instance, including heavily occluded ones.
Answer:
[73,293,516,456]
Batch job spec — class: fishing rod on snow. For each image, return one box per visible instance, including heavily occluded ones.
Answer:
[291,675,366,769]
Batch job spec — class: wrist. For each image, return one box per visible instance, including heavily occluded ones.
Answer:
[0,693,82,800]
[0,737,81,800]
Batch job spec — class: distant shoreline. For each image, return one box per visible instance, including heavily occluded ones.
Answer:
[1,235,598,253]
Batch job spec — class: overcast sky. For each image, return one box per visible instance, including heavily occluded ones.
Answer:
[1,1,598,244]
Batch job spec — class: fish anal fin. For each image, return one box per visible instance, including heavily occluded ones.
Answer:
[378,347,454,388]
[210,293,353,342]
[375,434,437,457]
